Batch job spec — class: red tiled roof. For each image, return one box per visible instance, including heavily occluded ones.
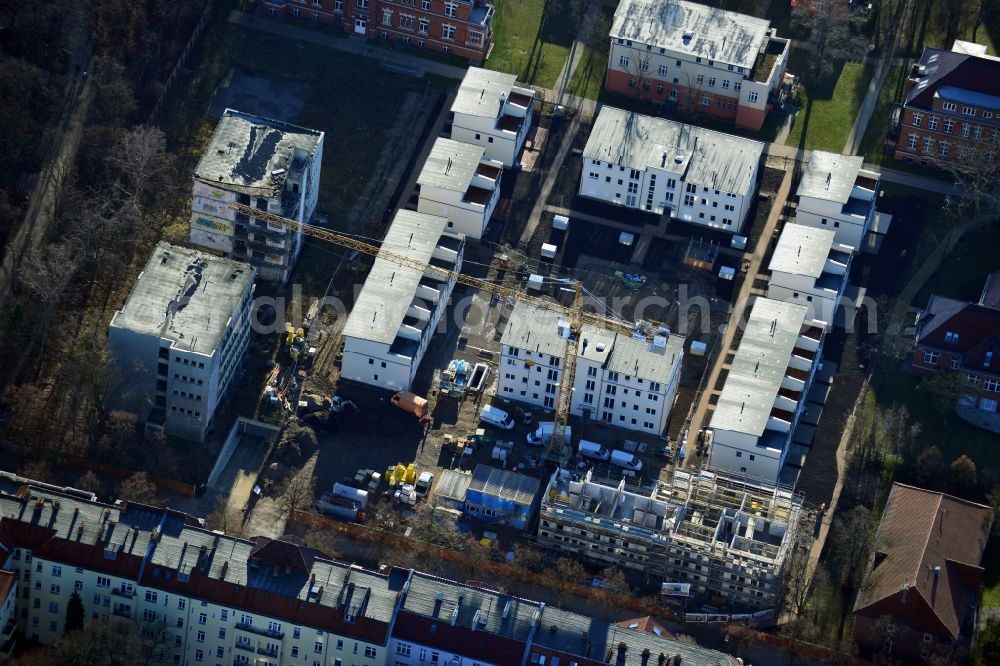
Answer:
[853,483,993,638]
[614,615,676,640]
[916,287,1000,373]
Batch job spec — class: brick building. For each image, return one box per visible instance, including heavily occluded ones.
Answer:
[259,0,493,63]
[892,41,1000,169]
[912,272,1000,430]
[853,483,992,662]
[604,0,789,131]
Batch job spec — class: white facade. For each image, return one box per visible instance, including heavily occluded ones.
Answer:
[108,243,255,442]
[794,151,882,251]
[450,67,535,167]
[708,298,825,483]
[579,107,763,232]
[341,211,464,391]
[766,223,853,327]
[190,109,324,283]
[497,301,684,435]
[417,138,502,239]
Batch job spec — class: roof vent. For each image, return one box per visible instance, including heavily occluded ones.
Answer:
[595,343,607,353]
[674,154,684,165]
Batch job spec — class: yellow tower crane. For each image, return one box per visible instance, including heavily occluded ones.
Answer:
[229,202,645,460]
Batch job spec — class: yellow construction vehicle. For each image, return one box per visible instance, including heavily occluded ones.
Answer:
[230,202,646,461]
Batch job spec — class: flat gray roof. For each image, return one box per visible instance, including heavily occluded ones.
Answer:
[342,211,451,346]
[110,242,253,355]
[612,0,770,69]
[768,223,837,278]
[502,300,684,381]
[468,465,540,506]
[417,138,486,193]
[711,298,808,436]
[194,109,323,198]
[452,67,521,118]
[796,151,865,203]
[585,106,764,194]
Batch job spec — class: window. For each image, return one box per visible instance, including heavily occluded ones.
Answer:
[442,24,454,40]
[469,30,482,46]
[356,0,368,7]
[197,630,205,642]
[619,55,629,68]
[695,74,704,85]
[985,378,1000,392]
[382,9,392,24]
[50,584,60,594]
[928,115,939,130]
[962,106,975,116]
[733,81,741,92]
[418,17,428,32]
[911,112,922,126]
[939,141,950,157]
[923,351,939,365]
[444,1,456,17]
[701,95,710,106]
[943,102,956,111]
[922,136,934,153]
[657,64,668,76]
[143,609,156,622]
[194,650,203,662]
[721,79,730,89]
[315,642,324,654]
[219,628,227,639]
[943,119,954,134]
[51,565,62,577]
[421,0,430,8]
[708,77,716,87]
[907,134,918,149]
[221,610,228,621]
[176,618,184,628]
[747,91,758,103]
[962,123,971,138]
[145,591,157,603]
[365,646,377,658]
[48,601,59,613]
[944,331,959,344]
[198,613,207,625]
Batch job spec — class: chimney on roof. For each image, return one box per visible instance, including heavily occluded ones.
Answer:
[446,157,453,175]
[900,581,909,603]
[826,172,832,189]
[934,566,941,577]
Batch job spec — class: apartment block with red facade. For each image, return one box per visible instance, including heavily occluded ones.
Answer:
[892,40,1000,169]
[912,272,1000,431]
[604,0,789,131]
[260,0,493,63]
[853,483,992,663]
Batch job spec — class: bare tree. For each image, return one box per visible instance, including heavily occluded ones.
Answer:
[780,524,815,618]
[205,494,245,537]
[75,470,103,497]
[594,566,631,619]
[276,469,316,519]
[367,501,397,565]
[106,125,173,207]
[549,557,587,608]
[626,52,652,100]
[17,241,79,357]
[940,158,1000,229]
[459,533,490,581]
[118,471,158,506]
[791,0,869,80]
[19,460,54,483]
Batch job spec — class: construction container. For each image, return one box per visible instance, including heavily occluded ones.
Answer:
[552,214,569,230]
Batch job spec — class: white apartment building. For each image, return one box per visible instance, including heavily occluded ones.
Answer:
[767,223,854,327]
[498,301,684,435]
[794,151,883,252]
[450,67,535,167]
[108,242,255,442]
[190,109,324,283]
[341,210,464,391]
[605,0,790,131]
[579,106,764,233]
[708,298,826,483]
[416,138,503,239]
[537,468,803,610]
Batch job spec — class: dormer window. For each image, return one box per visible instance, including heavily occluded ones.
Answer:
[986,351,994,368]
[944,331,959,345]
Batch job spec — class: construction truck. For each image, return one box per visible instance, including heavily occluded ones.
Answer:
[391,391,428,418]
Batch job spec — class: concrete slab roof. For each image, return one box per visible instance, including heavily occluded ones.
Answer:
[796,150,866,203]
[584,106,764,194]
[612,0,770,69]
[342,210,451,346]
[417,138,487,193]
[194,108,323,197]
[110,242,254,356]
[452,67,522,118]
[711,298,808,436]
[768,223,837,278]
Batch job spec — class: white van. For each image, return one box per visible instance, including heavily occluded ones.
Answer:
[610,449,644,472]
[578,439,611,461]
[480,405,515,430]
[527,422,572,446]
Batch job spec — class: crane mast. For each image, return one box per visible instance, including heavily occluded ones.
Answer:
[230,202,642,461]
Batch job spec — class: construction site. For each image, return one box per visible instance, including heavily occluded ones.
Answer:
[538,467,805,612]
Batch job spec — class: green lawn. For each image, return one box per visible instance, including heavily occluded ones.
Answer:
[567,9,613,100]
[785,54,873,152]
[983,537,1000,608]
[858,65,906,164]
[486,0,582,89]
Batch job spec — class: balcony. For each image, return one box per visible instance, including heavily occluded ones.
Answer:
[111,605,132,619]
[234,641,255,654]
[257,646,280,658]
[235,621,284,640]
[0,619,16,640]
[111,587,135,599]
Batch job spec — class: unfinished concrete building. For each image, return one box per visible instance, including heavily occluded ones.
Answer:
[537,468,803,610]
